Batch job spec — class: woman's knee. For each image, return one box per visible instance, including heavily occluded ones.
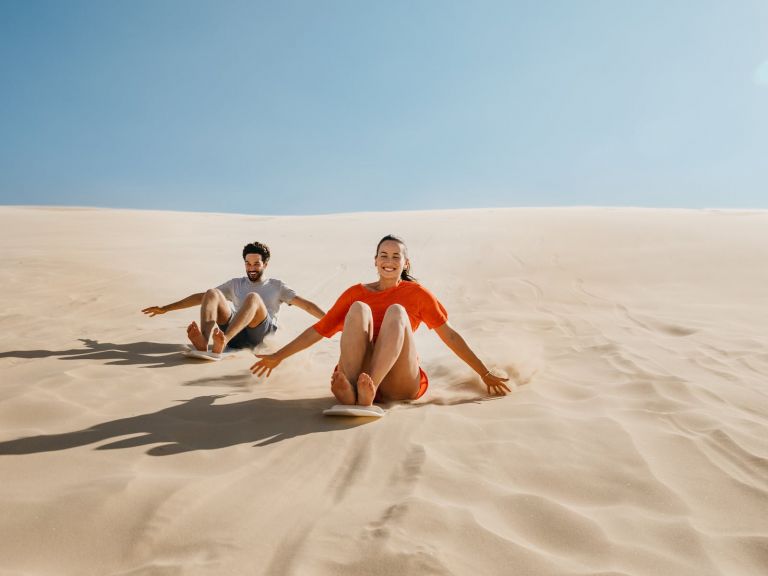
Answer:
[345,301,372,321]
[382,304,408,326]
[343,301,373,334]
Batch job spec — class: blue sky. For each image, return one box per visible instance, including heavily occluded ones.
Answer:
[1,0,767,214]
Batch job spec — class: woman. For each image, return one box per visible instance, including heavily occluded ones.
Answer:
[250,235,511,405]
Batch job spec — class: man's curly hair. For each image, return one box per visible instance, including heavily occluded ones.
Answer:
[242,241,270,262]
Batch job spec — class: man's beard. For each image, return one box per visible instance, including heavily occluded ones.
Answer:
[247,271,263,282]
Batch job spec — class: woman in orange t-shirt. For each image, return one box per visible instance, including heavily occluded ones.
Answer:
[250,235,511,405]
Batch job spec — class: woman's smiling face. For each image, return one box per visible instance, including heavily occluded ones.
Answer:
[375,240,408,280]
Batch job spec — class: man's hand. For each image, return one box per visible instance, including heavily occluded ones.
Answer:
[290,296,326,320]
[250,354,282,378]
[141,306,166,317]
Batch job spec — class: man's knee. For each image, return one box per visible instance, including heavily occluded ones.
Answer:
[203,288,225,302]
[202,288,227,308]
[243,292,266,308]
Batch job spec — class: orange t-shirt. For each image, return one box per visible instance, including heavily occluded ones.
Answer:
[313,281,448,339]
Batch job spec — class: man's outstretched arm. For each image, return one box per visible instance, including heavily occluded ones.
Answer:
[142,292,205,317]
[289,296,325,319]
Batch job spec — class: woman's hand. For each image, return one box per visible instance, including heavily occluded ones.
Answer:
[435,323,514,396]
[247,326,324,379]
[482,371,512,396]
[250,354,282,378]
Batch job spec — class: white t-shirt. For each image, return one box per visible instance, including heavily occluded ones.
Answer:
[216,277,296,326]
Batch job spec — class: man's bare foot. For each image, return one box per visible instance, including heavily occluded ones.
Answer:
[356,373,377,406]
[211,328,227,354]
[187,321,208,351]
[331,370,357,405]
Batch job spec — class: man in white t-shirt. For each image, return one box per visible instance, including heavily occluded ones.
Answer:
[142,241,325,353]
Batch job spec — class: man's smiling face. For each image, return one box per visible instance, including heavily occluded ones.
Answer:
[244,253,267,282]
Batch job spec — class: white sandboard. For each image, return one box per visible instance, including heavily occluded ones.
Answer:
[181,346,232,362]
[323,404,386,418]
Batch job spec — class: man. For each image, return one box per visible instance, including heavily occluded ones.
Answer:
[142,241,325,354]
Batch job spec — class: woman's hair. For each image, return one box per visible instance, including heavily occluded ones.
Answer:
[242,241,271,262]
[376,234,417,282]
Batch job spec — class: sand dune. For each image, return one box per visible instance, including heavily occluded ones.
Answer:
[1,206,767,576]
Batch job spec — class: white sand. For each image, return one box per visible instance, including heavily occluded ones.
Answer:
[0,206,766,576]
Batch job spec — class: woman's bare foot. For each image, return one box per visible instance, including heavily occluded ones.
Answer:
[356,373,377,406]
[331,370,357,405]
[211,327,227,354]
[187,321,208,351]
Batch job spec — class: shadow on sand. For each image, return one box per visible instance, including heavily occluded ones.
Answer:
[0,338,189,368]
[183,373,257,388]
[0,395,374,456]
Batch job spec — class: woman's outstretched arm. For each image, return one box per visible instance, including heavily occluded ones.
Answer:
[250,326,323,378]
[434,322,512,395]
